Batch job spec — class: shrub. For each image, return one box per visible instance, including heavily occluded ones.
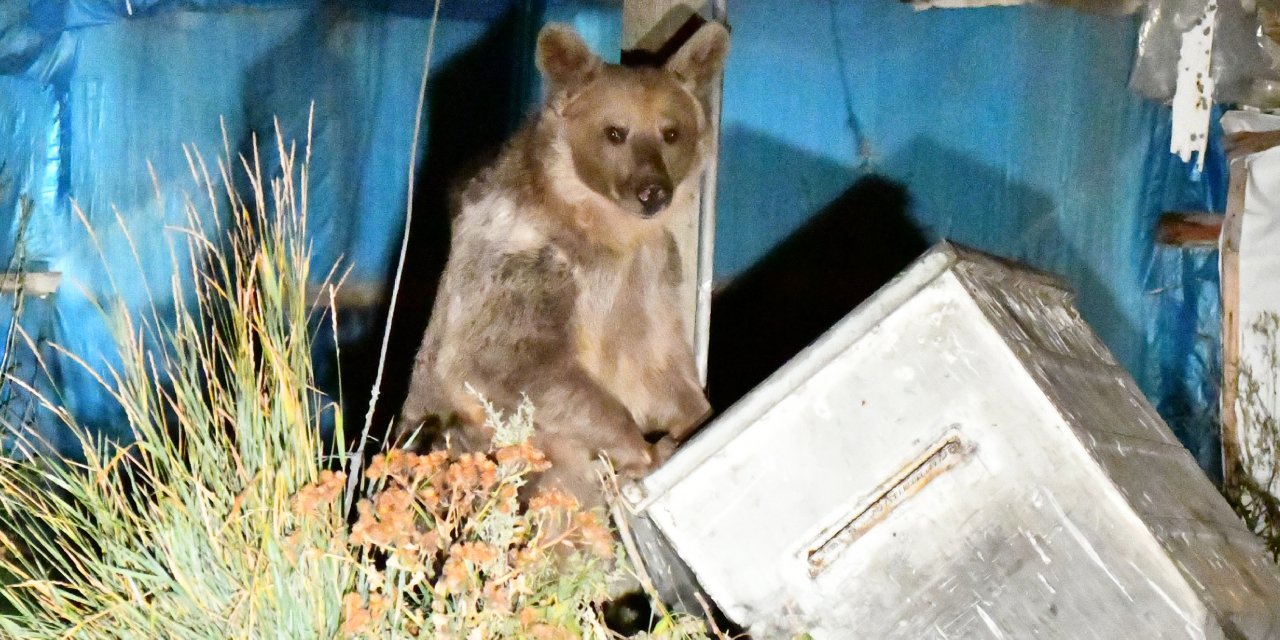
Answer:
[0,132,712,639]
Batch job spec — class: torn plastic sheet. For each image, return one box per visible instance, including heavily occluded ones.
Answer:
[1168,0,1215,170]
[1132,0,1280,105]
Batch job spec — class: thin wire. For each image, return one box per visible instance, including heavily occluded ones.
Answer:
[346,0,442,510]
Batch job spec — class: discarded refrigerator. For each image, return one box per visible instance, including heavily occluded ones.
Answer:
[625,243,1280,638]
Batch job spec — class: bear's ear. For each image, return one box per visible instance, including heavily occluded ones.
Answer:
[536,24,603,94]
[664,22,729,99]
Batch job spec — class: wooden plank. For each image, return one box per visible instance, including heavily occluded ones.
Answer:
[622,0,724,384]
[1221,159,1247,490]
[1227,130,1280,160]
[0,272,61,298]
[1156,212,1223,247]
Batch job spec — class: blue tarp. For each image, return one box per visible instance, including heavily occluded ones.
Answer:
[714,2,1225,476]
[0,0,1227,475]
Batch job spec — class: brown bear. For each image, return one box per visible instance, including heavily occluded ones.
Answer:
[396,21,727,507]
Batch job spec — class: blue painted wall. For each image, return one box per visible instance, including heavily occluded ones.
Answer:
[0,1,1225,473]
[713,1,1223,474]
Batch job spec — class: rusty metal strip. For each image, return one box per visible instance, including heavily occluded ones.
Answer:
[807,431,973,578]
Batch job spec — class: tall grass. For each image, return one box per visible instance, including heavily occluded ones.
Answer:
[0,126,351,637]
[0,128,714,638]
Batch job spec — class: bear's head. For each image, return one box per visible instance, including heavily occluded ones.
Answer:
[536,22,728,221]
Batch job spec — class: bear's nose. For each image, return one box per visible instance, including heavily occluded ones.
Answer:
[636,183,672,216]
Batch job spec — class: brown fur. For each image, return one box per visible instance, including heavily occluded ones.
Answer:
[396,23,727,506]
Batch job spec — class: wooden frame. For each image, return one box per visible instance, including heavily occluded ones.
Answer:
[1156,212,1223,248]
[1221,157,1248,490]
[1220,131,1280,490]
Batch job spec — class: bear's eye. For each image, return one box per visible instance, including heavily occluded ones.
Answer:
[604,126,628,145]
[662,127,680,144]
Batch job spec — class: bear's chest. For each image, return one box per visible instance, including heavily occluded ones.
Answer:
[571,245,671,390]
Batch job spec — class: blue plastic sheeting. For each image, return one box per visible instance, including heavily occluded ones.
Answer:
[1137,109,1227,478]
[0,0,1227,473]
[0,77,59,259]
[0,0,619,455]
[714,2,1225,472]
[1146,245,1222,478]
[30,0,517,32]
[0,3,475,453]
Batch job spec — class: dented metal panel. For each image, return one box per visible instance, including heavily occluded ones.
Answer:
[627,242,1280,638]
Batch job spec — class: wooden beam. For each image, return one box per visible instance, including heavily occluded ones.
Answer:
[622,0,725,384]
[1227,130,1280,160]
[1156,212,1223,248]
[1221,160,1248,491]
[0,272,61,298]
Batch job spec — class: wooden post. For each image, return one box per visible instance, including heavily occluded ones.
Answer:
[622,0,726,385]
[1221,159,1246,490]
[1155,212,1223,248]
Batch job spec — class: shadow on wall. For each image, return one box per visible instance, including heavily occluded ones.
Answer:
[707,129,927,410]
[1148,246,1223,481]
[881,136,1136,375]
[239,5,360,271]
[710,132,1139,421]
[341,8,538,445]
[234,6,376,447]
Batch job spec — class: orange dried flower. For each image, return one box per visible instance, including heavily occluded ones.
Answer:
[316,470,346,501]
[382,448,426,486]
[417,485,442,510]
[350,500,375,546]
[452,541,497,566]
[528,489,578,512]
[366,593,389,619]
[476,457,499,490]
[530,623,575,639]
[482,581,513,614]
[574,512,614,559]
[290,469,348,518]
[496,442,549,471]
[510,546,541,573]
[340,592,372,637]
[440,556,469,594]
[364,454,388,480]
[518,606,540,627]
[373,487,413,520]
[445,453,486,491]
[290,489,320,518]
[416,530,440,555]
[495,484,519,513]
[412,450,449,483]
